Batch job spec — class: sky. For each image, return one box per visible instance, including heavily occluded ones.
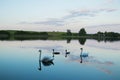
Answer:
[0,0,120,33]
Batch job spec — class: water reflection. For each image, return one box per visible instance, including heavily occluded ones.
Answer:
[67,50,114,74]
[65,50,70,58]
[38,48,89,71]
[37,47,114,74]
[1,36,120,46]
[38,50,54,71]
[78,38,86,45]
[0,39,119,80]
[92,37,120,42]
[66,38,71,43]
[38,51,42,71]
[80,48,88,63]
[52,49,60,57]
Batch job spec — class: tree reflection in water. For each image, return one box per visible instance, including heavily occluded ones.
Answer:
[78,38,86,45]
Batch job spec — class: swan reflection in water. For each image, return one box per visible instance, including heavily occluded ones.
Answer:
[52,49,60,57]
[65,50,70,58]
[38,48,88,71]
[37,48,113,74]
[38,50,54,71]
[80,48,88,63]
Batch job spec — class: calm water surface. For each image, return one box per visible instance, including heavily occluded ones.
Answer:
[0,40,120,80]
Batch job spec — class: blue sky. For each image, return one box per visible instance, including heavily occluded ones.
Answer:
[0,0,120,33]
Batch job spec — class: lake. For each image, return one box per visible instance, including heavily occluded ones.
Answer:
[0,39,120,80]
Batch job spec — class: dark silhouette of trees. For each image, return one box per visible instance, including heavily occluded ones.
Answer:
[66,29,72,36]
[78,38,86,45]
[93,31,120,38]
[14,31,48,40]
[66,38,71,43]
[14,31,48,36]
[0,30,119,42]
[104,32,120,37]
[79,28,87,36]
[93,31,104,37]
[0,31,10,40]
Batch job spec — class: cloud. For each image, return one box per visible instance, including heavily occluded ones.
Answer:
[105,0,114,3]
[68,9,95,17]
[99,8,117,12]
[19,8,117,26]
[20,18,65,26]
[63,8,117,19]
[85,23,120,34]
[63,9,95,20]
[86,23,120,28]
[32,19,65,26]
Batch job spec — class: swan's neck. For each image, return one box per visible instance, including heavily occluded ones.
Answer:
[81,50,83,55]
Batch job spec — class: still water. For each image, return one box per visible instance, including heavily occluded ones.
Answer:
[0,39,120,80]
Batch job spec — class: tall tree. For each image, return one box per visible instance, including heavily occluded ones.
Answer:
[66,29,72,36]
[79,28,86,36]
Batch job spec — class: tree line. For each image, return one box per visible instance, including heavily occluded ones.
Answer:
[66,28,120,38]
[66,28,86,36]
[0,30,49,40]
[0,29,120,40]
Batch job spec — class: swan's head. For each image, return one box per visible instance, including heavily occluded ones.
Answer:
[80,48,83,50]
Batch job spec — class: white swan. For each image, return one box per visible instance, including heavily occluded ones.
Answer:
[80,48,88,57]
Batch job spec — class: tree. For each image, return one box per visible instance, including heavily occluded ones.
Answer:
[79,28,86,36]
[0,30,10,40]
[66,29,72,36]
